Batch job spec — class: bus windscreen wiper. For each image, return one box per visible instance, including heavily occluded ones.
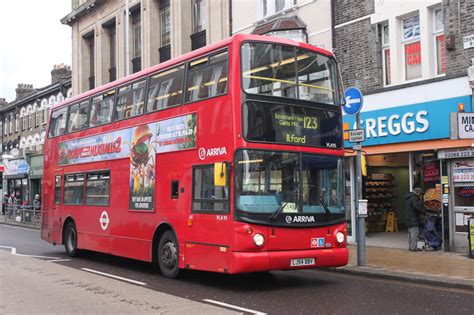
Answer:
[269,187,298,221]
[314,190,332,215]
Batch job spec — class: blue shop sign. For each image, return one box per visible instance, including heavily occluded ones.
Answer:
[344,95,472,147]
[4,159,30,176]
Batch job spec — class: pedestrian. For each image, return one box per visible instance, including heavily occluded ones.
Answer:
[2,193,8,215]
[33,194,41,210]
[405,187,425,252]
[8,193,17,206]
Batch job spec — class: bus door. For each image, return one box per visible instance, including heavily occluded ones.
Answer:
[46,170,63,242]
[185,164,232,273]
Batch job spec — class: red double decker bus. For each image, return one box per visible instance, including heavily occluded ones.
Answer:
[42,34,348,278]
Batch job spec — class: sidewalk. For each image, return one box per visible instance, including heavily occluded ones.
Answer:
[338,244,474,290]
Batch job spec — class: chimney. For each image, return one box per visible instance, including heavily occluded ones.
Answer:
[51,63,72,84]
[0,97,8,110]
[15,84,35,100]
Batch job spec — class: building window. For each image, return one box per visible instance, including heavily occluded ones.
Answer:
[381,24,391,86]
[43,108,48,125]
[402,15,421,81]
[9,116,13,134]
[433,8,445,75]
[261,0,295,18]
[4,119,7,136]
[15,114,19,132]
[192,0,205,34]
[192,165,229,212]
[104,19,116,82]
[35,112,39,127]
[83,31,95,90]
[132,8,141,73]
[160,0,171,48]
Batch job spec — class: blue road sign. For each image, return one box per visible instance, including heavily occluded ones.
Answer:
[343,87,363,116]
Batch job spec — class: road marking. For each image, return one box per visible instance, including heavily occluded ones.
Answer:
[81,268,147,286]
[0,245,67,261]
[203,299,267,315]
[47,259,72,263]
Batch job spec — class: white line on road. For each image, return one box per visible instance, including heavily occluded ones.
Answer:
[81,268,147,286]
[203,299,267,315]
[0,245,65,260]
[47,259,72,263]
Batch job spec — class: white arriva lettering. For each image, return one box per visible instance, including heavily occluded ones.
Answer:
[292,216,315,223]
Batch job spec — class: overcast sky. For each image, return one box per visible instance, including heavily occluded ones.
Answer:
[0,1,72,102]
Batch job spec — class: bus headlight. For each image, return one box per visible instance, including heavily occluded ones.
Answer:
[253,233,265,247]
[336,232,345,244]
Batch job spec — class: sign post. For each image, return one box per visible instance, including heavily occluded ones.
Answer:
[343,87,365,266]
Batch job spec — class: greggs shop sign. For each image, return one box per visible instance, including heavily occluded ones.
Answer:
[344,96,471,147]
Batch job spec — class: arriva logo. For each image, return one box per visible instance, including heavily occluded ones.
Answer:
[285,215,316,223]
[198,147,227,160]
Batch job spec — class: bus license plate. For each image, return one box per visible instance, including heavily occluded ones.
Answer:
[290,258,315,267]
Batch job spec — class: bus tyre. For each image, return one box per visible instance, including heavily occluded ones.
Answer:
[64,222,78,257]
[158,231,180,278]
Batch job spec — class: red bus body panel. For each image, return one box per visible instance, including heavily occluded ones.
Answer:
[41,34,348,274]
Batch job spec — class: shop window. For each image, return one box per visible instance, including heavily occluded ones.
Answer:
[67,100,90,133]
[192,165,229,212]
[185,51,228,103]
[381,24,391,86]
[54,175,62,205]
[86,171,110,205]
[48,107,68,137]
[115,79,146,120]
[90,90,115,127]
[63,174,85,205]
[433,8,445,75]
[147,65,184,112]
[402,15,421,81]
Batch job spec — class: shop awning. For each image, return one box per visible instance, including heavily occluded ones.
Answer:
[345,139,474,156]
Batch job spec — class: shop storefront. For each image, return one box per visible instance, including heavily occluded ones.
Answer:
[343,77,473,251]
[3,158,30,205]
[29,154,44,203]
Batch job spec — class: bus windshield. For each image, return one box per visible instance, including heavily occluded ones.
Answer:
[235,150,344,225]
[241,42,338,105]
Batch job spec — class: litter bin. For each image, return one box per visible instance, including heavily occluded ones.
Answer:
[469,217,474,259]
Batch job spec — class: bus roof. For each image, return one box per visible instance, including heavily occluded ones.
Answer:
[53,34,334,111]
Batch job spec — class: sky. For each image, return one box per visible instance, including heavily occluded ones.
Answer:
[0,0,72,102]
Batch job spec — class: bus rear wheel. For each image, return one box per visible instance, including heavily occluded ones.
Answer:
[158,231,180,278]
[64,222,78,257]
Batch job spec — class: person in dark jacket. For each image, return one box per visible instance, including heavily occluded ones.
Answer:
[405,187,425,251]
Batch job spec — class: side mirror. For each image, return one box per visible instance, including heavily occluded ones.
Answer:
[214,162,227,187]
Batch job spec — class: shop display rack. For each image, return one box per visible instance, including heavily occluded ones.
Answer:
[364,173,396,232]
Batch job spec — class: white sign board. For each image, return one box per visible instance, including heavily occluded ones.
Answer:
[458,113,474,139]
[348,129,365,143]
[438,147,474,159]
[358,199,368,217]
[463,35,474,49]
[452,160,474,182]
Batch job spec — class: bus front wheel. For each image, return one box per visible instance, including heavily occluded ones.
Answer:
[158,231,180,278]
[64,222,78,257]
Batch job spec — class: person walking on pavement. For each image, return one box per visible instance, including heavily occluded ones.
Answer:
[405,187,425,252]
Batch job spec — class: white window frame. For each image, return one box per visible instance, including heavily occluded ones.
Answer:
[433,7,445,76]
[381,23,391,86]
[9,116,13,134]
[260,0,296,19]
[3,119,7,136]
[401,13,422,82]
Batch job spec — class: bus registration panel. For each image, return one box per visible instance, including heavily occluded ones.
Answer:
[290,258,315,267]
